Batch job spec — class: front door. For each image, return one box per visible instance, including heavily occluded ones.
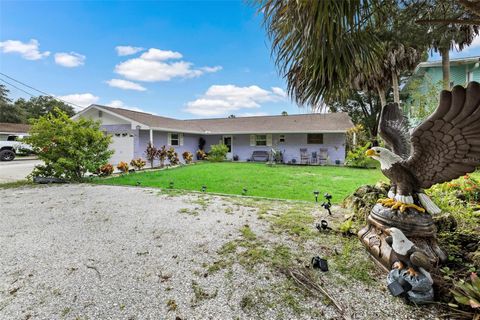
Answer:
[223,135,233,160]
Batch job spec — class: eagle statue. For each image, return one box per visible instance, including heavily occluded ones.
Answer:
[366,82,480,214]
[386,227,434,279]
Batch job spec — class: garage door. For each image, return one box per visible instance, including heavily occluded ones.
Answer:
[109,133,134,165]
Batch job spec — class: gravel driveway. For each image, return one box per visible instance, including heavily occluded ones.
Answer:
[0,184,441,319]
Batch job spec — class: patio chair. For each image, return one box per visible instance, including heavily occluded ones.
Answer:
[311,151,318,164]
[300,148,309,164]
[319,148,328,165]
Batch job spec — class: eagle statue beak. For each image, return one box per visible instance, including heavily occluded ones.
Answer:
[385,228,392,235]
[365,149,375,157]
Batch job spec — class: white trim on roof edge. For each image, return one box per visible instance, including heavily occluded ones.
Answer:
[72,105,150,130]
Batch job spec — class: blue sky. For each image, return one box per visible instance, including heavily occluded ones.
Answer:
[0,1,296,118]
[1,1,480,119]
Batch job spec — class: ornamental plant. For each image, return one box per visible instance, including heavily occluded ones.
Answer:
[167,147,179,165]
[145,142,157,168]
[182,151,193,164]
[208,144,229,162]
[24,108,113,181]
[196,149,207,160]
[130,158,146,170]
[117,161,129,173]
[158,145,167,167]
[97,163,114,177]
[450,272,480,317]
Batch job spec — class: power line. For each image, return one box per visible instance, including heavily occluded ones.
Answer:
[0,72,83,109]
[0,78,36,98]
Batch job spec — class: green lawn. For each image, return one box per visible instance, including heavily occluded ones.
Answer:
[95,162,385,203]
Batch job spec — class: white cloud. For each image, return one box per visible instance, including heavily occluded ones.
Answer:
[200,66,223,73]
[184,84,285,116]
[115,46,144,56]
[57,93,99,110]
[140,48,182,60]
[0,39,50,60]
[106,79,146,91]
[107,99,153,114]
[271,87,287,98]
[238,112,269,117]
[114,47,221,82]
[54,52,85,67]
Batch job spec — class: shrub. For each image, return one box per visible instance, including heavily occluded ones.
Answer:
[130,158,146,170]
[208,144,229,162]
[167,147,180,165]
[24,108,113,181]
[196,149,207,160]
[158,145,167,167]
[98,163,114,176]
[117,161,129,173]
[345,143,376,168]
[145,142,157,168]
[182,151,193,164]
[450,272,480,316]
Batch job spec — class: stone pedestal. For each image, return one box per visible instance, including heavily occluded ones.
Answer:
[358,204,447,272]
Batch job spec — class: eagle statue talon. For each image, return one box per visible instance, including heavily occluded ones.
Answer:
[406,267,419,277]
[377,198,426,213]
[392,261,404,270]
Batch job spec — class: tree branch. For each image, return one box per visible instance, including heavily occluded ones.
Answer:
[415,18,480,25]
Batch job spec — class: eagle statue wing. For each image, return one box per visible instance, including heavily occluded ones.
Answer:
[405,82,480,189]
[379,102,411,159]
[410,249,434,271]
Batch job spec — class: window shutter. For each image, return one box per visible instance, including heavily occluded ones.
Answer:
[167,133,172,145]
[179,133,184,146]
[266,134,272,146]
[250,135,256,146]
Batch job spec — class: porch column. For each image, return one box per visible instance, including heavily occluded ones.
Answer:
[149,129,153,145]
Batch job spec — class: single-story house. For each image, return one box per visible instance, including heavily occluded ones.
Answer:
[0,122,31,141]
[73,105,354,165]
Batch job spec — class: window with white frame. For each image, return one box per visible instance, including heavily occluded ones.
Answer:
[170,133,179,146]
[255,134,267,146]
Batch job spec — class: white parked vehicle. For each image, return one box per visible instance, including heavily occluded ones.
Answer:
[0,135,32,161]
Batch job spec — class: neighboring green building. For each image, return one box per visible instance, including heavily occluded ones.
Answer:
[402,56,480,124]
[405,56,480,92]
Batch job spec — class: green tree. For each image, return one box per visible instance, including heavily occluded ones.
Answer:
[329,91,382,145]
[24,108,113,181]
[15,96,75,120]
[0,84,25,123]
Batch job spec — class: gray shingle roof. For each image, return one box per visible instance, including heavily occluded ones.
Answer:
[96,105,353,134]
[0,122,31,134]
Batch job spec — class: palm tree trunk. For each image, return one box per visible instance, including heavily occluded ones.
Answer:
[377,87,387,108]
[392,73,400,104]
[440,47,450,90]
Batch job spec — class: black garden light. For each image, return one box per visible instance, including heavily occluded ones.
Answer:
[311,256,328,272]
[242,188,248,195]
[201,185,207,192]
[169,181,174,189]
[321,193,333,215]
[315,219,331,232]
[313,190,320,202]
[321,201,332,216]
[136,181,141,187]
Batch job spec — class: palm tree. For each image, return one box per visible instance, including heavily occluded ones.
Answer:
[257,0,380,107]
[256,0,478,107]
